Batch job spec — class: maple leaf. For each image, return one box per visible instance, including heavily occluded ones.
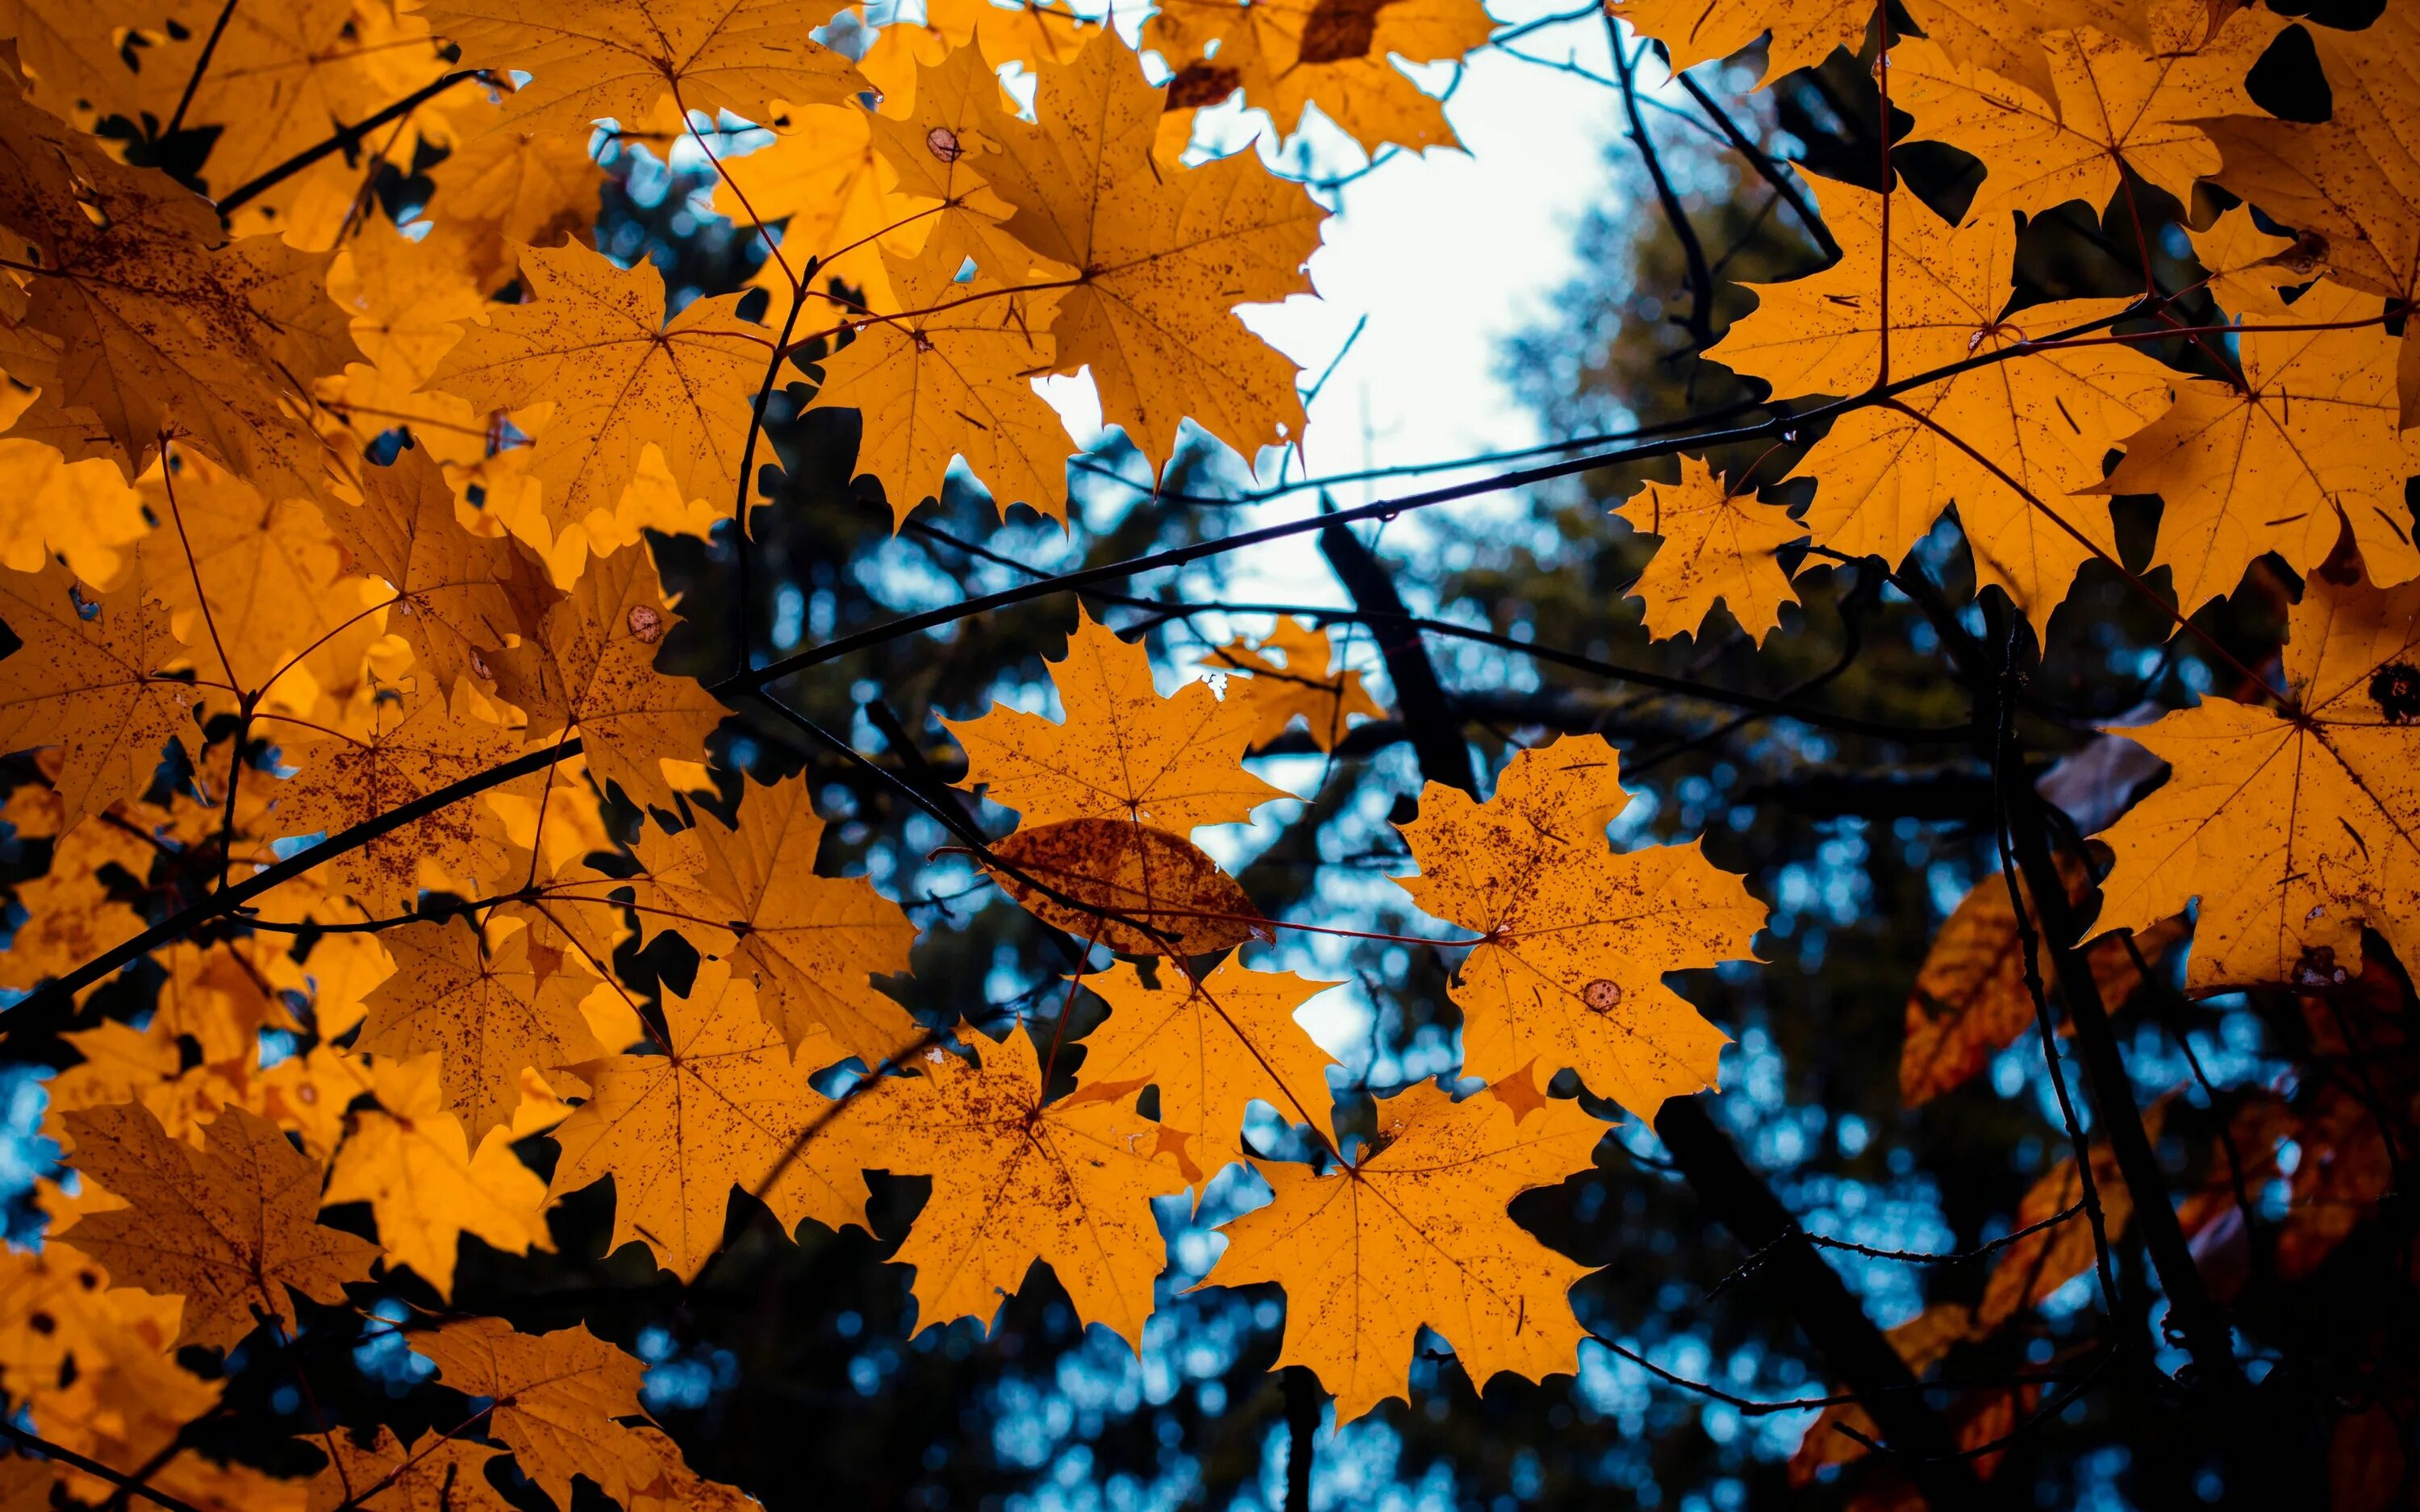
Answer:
[624,773,920,1057]
[1202,615,1384,751]
[54,1102,381,1352]
[275,685,528,914]
[2201,6,2420,425]
[1604,0,2146,101]
[415,1317,670,1510]
[1202,1081,1608,1421]
[487,539,728,813]
[327,447,554,697]
[1144,0,1495,155]
[976,35,1325,472]
[1709,174,2174,630]
[2098,548,2420,991]
[123,448,390,706]
[945,606,1290,831]
[424,122,609,277]
[428,240,775,529]
[810,248,1074,526]
[548,959,879,1280]
[2092,281,2420,611]
[625,1428,762,1512]
[859,44,1058,292]
[357,919,608,1142]
[0,0,184,127]
[865,1022,1185,1349]
[1396,734,1764,1122]
[423,0,862,140]
[0,557,196,830]
[1894,4,2281,223]
[138,0,444,210]
[323,1055,554,1301]
[983,815,1270,956]
[1901,859,2183,1105]
[307,1427,514,1512]
[857,0,1103,115]
[0,402,149,583]
[1076,956,1338,1183]
[2186,205,2323,322]
[1613,456,1805,645]
[709,98,900,318]
[0,87,357,498]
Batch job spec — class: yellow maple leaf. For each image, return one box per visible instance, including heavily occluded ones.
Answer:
[858,0,1101,117]
[323,1054,555,1301]
[2185,204,2322,322]
[0,87,357,498]
[0,557,195,830]
[2099,548,2420,991]
[1202,1081,1608,1421]
[124,448,389,706]
[622,772,921,1057]
[54,1102,381,1352]
[864,1022,1184,1349]
[1202,615,1384,750]
[810,248,1074,526]
[275,684,528,914]
[1613,456,1805,645]
[487,539,728,812]
[415,1317,671,1510]
[548,958,879,1280]
[1396,733,1763,1121]
[143,0,444,210]
[2093,281,2420,612]
[1076,956,1339,1184]
[326,446,554,696]
[306,1427,515,1512]
[1144,0,1494,156]
[1894,2,2281,223]
[0,0,185,127]
[423,0,862,140]
[2201,6,2420,425]
[424,119,608,282]
[861,43,1059,291]
[1709,175,2173,630]
[945,606,1291,831]
[0,397,149,582]
[711,98,899,315]
[357,918,608,1141]
[977,35,1325,472]
[1607,0,2147,102]
[428,240,774,529]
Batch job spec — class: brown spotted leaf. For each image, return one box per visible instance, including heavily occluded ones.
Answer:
[985,817,1267,957]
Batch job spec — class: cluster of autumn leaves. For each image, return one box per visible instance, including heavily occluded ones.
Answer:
[1,0,2419,1502]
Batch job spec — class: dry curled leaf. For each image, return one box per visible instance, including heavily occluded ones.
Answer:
[983,816,1269,957]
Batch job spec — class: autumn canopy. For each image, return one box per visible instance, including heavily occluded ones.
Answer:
[0,0,2417,1506]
